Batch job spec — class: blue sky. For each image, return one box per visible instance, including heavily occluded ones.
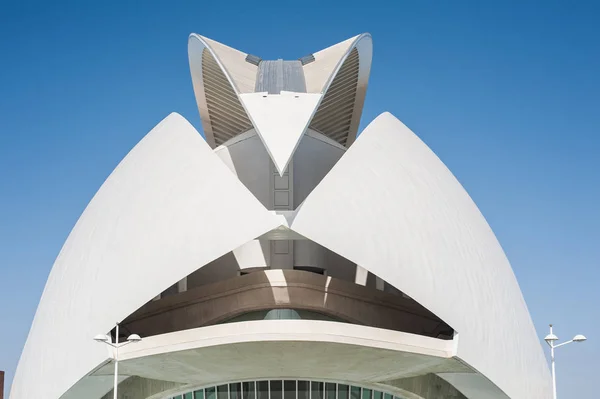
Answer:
[0,0,598,397]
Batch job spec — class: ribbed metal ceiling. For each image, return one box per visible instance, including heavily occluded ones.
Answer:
[309,48,360,146]
[202,48,252,145]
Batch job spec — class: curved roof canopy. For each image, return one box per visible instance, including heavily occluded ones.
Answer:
[188,33,372,174]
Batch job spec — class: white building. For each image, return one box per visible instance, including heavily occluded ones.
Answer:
[10,33,552,399]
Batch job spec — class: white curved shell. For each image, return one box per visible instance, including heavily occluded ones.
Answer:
[306,33,372,147]
[291,112,552,399]
[10,113,281,399]
[189,33,372,158]
[188,34,255,147]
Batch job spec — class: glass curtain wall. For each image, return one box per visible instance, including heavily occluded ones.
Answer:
[169,381,406,399]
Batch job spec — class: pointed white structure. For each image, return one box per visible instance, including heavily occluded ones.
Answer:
[240,91,322,175]
[291,112,551,399]
[9,113,282,399]
[11,33,552,399]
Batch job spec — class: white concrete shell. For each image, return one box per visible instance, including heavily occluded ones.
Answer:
[10,113,282,399]
[188,34,255,147]
[291,112,552,399]
[189,33,372,158]
[91,321,469,389]
[306,33,372,147]
[12,32,551,399]
[239,91,323,175]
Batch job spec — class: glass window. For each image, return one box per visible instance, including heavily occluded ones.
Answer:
[338,385,349,399]
[284,380,296,399]
[271,380,283,399]
[176,381,397,399]
[298,381,309,399]
[311,382,324,399]
[243,382,256,399]
[218,385,229,399]
[231,383,241,399]
[257,381,269,399]
[325,383,336,399]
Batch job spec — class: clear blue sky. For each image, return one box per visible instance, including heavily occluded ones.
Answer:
[0,0,598,397]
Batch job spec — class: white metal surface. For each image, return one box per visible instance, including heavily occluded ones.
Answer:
[305,34,372,147]
[240,91,322,175]
[290,112,552,399]
[10,113,282,399]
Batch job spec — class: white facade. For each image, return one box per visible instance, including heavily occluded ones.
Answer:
[11,33,551,399]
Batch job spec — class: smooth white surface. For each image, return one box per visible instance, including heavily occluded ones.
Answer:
[293,130,346,206]
[303,36,358,93]
[200,36,257,94]
[10,113,281,399]
[437,374,509,399]
[90,321,468,389]
[240,91,323,175]
[60,375,129,399]
[291,112,552,399]
[117,320,456,361]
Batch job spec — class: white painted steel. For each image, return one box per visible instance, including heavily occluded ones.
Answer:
[305,34,372,147]
[240,91,323,175]
[189,34,254,147]
[290,112,552,399]
[10,113,281,399]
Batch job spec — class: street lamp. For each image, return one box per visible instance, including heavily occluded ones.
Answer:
[544,324,586,399]
[94,323,142,399]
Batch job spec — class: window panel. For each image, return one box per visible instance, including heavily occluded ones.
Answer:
[243,382,256,399]
[257,381,269,399]
[311,382,324,399]
[325,383,336,399]
[338,385,349,399]
[271,380,283,399]
[231,383,241,399]
[175,381,397,399]
[298,381,309,399]
[284,380,296,399]
[218,385,229,399]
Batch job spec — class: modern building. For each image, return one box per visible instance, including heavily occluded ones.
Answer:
[10,33,552,399]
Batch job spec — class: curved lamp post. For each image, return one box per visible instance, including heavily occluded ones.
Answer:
[544,324,586,399]
[94,323,142,399]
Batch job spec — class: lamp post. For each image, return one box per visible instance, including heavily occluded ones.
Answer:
[544,324,586,399]
[94,323,142,399]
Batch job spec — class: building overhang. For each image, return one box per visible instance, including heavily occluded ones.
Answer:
[59,321,508,399]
